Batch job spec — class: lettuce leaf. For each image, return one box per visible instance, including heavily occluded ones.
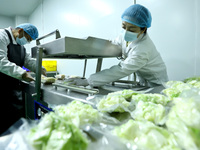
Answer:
[96,90,138,113]
[132,101,166,124]
[54,101,100,127]
[166,94,200,150]
[162,81,192,99]
[113,120,180,150]
[28,112,88,150]
[132,93,170,106]
[97,95,130,113]
[107,89,139,101]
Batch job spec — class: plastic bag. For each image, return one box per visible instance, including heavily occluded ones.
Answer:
[83,124,129,150]
[113,120,181,150]
[88,90,139,113]
[166,89,200,150]
[0,118,35,150]
[131,101,167,125]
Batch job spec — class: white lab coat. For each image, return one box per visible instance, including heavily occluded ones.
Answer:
[88,33,168,87]
[0,27,36,79]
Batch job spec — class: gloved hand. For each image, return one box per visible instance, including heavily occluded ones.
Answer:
[22,72,35,82]
[69,78,89,86]
[42,67,47,76]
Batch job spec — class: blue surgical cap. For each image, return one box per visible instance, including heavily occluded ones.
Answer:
[16,23,39,40]
[121,4,152,28]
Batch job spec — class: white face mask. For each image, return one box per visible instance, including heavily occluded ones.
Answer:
[16,31,29,45]
[16,36,28,45]
[122,30,138,42]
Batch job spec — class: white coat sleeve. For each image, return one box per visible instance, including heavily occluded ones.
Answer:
[88,50,148,87]
[24,52,36,72]
[0,36,26,79]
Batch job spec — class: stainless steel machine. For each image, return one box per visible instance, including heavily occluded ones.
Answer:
[31,30,122,101]
[26,30,122,119]
[25,30,164,119]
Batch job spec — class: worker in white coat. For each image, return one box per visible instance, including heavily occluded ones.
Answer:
[70,4,168,87]
[0,23,46,135]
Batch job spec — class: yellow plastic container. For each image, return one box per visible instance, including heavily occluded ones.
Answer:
[42,60,57,72]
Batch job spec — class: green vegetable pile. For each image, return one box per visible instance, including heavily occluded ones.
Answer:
[27,76,200,150]
[184,76,200,88]
[97,90,170,124]
[97,89,138,113]
[162,81,192,99]
[28,101,101,150]
[162,77,200,99]
[113,120,180,150]
[166,94,200,150]
[28,112,88,150]
[132,93,170,106]
[54,101,100,127]
[132,101,166,125]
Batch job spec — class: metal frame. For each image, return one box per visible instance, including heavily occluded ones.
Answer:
[33,29,122,102]
[36,29,61,45]
[35,47,44,101]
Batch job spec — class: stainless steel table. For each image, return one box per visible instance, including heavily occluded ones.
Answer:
[22,80,165,120]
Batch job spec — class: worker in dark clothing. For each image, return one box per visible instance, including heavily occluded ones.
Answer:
[0,23,46,135]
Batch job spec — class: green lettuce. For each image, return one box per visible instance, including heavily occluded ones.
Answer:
[132,93,170,106]
[113,120,180,150]
[54,101,100,127]
[97,90,138,113]
[132,101,166,124]
[183,76,200,83]
[97,95,130,113]
[166,94,200,150]
[184,76,200,89]
[107,89,139,101]
[162,81,191,99]
[28,112,88,150]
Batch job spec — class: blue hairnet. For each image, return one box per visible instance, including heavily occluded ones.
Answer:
[121,4,152,28]
[16,23,39,40]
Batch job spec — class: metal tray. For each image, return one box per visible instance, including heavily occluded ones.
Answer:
[31,36,122,59]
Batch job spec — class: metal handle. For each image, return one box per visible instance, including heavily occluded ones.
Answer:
[36,29,61,45]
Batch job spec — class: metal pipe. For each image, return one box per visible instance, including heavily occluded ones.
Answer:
[83,59,87,78]
[35,47,44,101]
[96,58,103,72]
[36,29,61,45]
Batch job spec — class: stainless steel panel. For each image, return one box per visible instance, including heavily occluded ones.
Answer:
[32,36,122,58]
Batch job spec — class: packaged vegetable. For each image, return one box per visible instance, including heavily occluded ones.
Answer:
[107,89,139,101]
[132,101,166,125]
[113,120,180,150]
[184,76,200,89]
[28,112,88,150]
[183,76,200,83]
[97,95,130,113]
[166,92,200,150]
[131,93,170,106]
[54,101,100,127]
[162,81,192,99]
[97,90,138,113]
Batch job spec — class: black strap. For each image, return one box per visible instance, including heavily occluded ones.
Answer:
[4,29,13,44]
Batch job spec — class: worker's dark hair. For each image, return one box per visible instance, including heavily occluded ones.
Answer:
[141,27,147,33]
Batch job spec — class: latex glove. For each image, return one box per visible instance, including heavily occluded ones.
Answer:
[70,78,89,86]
